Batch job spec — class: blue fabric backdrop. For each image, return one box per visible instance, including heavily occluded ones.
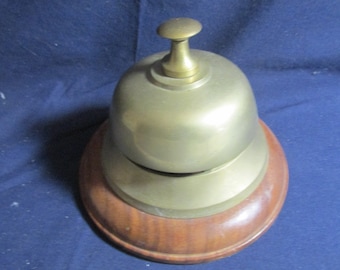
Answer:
[1,1,339,269]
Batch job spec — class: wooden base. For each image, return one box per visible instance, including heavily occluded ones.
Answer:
[79,121,288,264]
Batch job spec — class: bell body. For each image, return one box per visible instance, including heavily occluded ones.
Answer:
[109,50,259,174]
[101,49,269,218]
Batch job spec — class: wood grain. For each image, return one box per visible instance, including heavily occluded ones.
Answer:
[79,121,288,264]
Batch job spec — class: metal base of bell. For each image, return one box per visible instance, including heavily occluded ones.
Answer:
[79,120,288,264]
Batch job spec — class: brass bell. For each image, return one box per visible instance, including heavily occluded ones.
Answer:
[79,18,288,264]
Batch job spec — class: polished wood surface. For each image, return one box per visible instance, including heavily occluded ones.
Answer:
[79,121,288,264]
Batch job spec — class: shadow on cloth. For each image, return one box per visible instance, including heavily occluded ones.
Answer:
[35,106,108,199]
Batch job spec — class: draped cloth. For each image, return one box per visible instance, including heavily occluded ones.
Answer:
[1,1,339,269]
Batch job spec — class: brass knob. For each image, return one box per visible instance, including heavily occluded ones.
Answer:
[157,18,202,78]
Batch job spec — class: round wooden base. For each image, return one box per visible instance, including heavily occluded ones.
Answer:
[79,121,288,264]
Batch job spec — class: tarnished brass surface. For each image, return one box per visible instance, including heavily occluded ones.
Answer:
[102,123,268,218]
[109,50,259,173]
[157,18,202,78]
[157,18,202,40]
[101,18,269,218]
